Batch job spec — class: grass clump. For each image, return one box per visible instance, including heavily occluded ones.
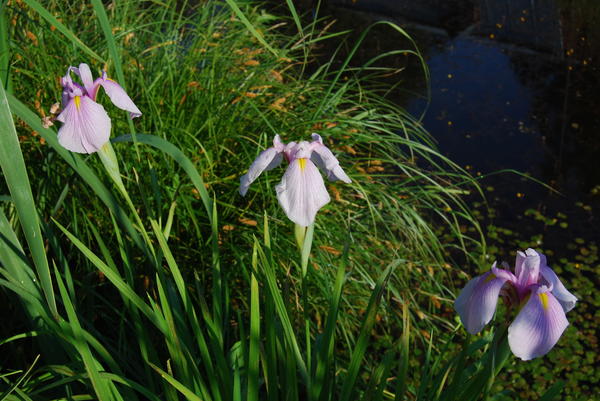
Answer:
[0,0,489,399]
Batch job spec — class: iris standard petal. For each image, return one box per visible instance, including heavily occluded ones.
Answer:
[454,271,509,334]
[97,74,142,118]
[540,266,577,312]
[56,96,111,154]
[275,158,330,226]
[309,133,351,183]
[516,248,541,290]
[239,147,284,196]
[75,63,95,95]
[508,288,569,360]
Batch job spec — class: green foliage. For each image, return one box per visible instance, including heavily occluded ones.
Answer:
[0,0,539,400]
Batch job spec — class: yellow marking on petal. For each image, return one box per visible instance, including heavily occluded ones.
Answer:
[484,273,496,283]
[539,292,549,310]
[74,96,81,110]
[298,158,306,171]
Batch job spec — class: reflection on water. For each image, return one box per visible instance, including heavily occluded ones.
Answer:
[295,0,600,247]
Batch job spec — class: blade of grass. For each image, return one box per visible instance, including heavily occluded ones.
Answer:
[148,363,204,401]
[0,78,56,316]
[247,272,260,401]
[223,0,279,57]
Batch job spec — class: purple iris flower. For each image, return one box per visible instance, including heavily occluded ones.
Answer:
[56,63,141,154]
[455,249,577,360]
[239,134,351,227]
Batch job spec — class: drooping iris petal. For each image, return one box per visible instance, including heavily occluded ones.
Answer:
[56,96,111,154]
[96,74,142,118]
[515,248,541,291]
[540,266,577,312]
[508,287,569,360]
[309,133,352,183]
[454,271,509,334]
[239,147,283,196]
[275,158,330,227]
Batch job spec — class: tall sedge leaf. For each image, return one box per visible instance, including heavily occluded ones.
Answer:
[0,2,11,92]
[0,79,57,316]
[247,272,260,401]
[21,0,103,62]
[148,363,204,401]
[90,0,125,87]
[339,263,395,401]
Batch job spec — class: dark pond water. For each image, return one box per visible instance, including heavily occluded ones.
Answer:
[290,0,600,258]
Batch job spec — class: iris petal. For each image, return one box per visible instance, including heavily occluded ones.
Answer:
[56,96,111,154]
[309,133,351,183]
[516,249,541,289]
[275,158,330,226]
[239,147,283,196]
[508,288,569,360]
[454,271,509,334]
[75,63,95,95]
[96,74,142,118]
[540,266,577,312]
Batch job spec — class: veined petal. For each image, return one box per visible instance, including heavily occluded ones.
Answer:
[540,266,577,313]
[309,133,351,183]
[75,63,95,95]
[276,158,330,226]
[454,271,509,334]
[508,288,569,360]
[97,73,142,118]
[516,248,541,290]
[239,147,283,196]
[56,95,111,154]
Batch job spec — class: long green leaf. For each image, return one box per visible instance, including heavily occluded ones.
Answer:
[0,78,56,316]
[247,272,260,401]
[148,363,204,401]
[339,263,395,401]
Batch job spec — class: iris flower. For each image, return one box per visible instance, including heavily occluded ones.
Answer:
[56,63,141,153]
[239,134,351,226]
[455,249,577,360]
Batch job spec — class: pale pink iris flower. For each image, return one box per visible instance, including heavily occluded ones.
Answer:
[56,63,141,153]
[239,134,351,227]
[455,249,577,360]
